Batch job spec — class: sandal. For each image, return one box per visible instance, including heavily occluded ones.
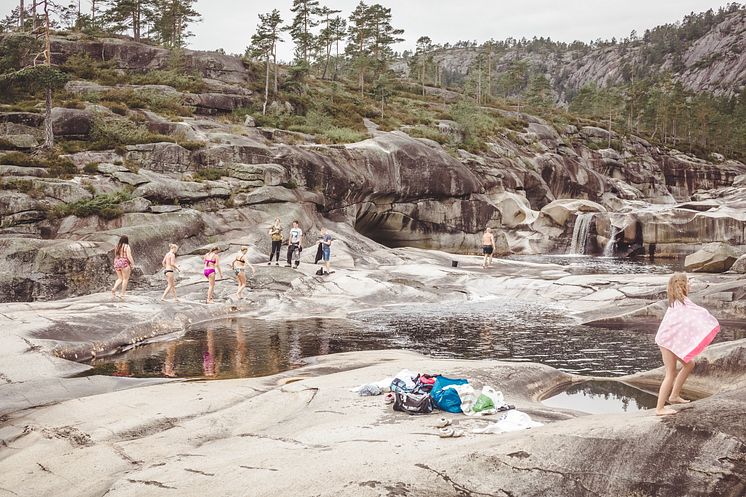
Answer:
[438,427,464,438]
[384,392,395,404]
[434,417,451,428]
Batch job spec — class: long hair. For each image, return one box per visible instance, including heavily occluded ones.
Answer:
[667,272,689,306]
[116,235,129,257]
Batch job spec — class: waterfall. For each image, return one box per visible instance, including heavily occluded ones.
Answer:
[569,213,594,255]
[603,225,620,257]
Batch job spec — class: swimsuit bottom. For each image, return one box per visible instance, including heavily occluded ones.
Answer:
[482,245,494,255]
[204,268,216,278]
[234,268,245,275]
[114,257,130,270]
[164,269,174,274]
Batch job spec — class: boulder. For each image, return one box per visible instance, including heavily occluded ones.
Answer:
[731,254,746,274]
[527,122,559,141]
[124,142,193,173]
[0,112,45,127]
[243,115,256,127]
[133,179,230,203]
[182,92,253,113]
[0,165,47,177]
[120,197,151,213]
[51,108,95,138]
[580,126,612,140]
[684,242,738,273]
[1,134,39,149]
[31,179,93,204]
[541,199,607,226]
[228,163,287,185]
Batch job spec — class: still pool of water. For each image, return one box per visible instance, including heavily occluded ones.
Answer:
[83,298,745,380]
[506,255,681,275]
[541,381,659,414]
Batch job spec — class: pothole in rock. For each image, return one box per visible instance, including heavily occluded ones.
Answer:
[540,380,704,414]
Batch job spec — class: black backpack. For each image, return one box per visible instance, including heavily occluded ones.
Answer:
[393,392,433,415]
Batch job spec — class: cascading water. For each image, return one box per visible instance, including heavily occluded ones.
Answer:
[603,225,620,257]
[569,213,594,255]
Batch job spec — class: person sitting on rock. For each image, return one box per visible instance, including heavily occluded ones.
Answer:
[161,244,181,302]
[203,246,223,304]
[111,235,134,300]
[231,246,255,299]
[286,220,303,269]
[482,228,496,268]
[654,272,720,415]
[268,218,283,266]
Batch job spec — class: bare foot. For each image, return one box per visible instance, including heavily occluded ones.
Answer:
[206,299,214,304]
[656,407,678,416]
[668,397,690,404]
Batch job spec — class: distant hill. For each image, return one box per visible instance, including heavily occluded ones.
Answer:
[393,6,746,101]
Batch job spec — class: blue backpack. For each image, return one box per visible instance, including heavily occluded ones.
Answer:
[430,376,469,413]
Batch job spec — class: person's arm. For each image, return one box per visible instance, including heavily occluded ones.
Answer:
[216,255,223,278]
[126,245,134,265]
[247,260,256,276]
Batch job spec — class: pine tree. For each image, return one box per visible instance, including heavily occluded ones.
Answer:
[288,0,320,66]
[329,15,346,81]
[249,9,283,115]
[346,1,372,95]
[316,5,341,80]
[367,4,403,75]
[373,72,393,117]
[412,36,432,96]
[102,0,154,42]
[151,0,200,48]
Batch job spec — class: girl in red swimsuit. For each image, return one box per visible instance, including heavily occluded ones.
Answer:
[203,247,222,304]
[111,235,134,300]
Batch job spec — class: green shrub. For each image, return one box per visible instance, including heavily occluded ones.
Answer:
[1,151,46,167]
[47,156,77,178]
[193,168,224,181]
[53,191,131,220]
[96,88,192,116]
[317,127,367,144]
[130,70,205,93]
[62,100,86,110]
[104,101,129,116]
[1,178,34,192]
[60,53,123,86]
[83,162,99,174]
[90,117,175,150]
[405,125,448,144]
[178,140,206,151]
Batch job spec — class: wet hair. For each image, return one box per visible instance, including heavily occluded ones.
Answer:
[293,220,299,225]
[116,235,129,257]
[240,246,248,252]
[667,272,689,306]
[208,246,219,253]
[169,244,178,251]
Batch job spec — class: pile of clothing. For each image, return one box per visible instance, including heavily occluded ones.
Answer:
[351,369,543,435]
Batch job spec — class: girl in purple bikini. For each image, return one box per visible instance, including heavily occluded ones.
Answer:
[203,246,223,304]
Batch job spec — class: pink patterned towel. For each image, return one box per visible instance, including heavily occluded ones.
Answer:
[655,297,720,363]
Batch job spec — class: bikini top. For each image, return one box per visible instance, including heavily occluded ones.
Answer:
[235,257,246,263]
[204,258,216,267]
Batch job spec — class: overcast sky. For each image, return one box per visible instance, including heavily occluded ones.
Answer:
[189,0,734,60]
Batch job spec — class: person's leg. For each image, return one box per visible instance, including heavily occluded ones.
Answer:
[286,244,293,266]
[161,274,171,301]
[112,269,123,297]
[294,245,301,267]
[120,266,131,297]
[207,273,215,302]
[656,346,679,415]
[273,241,281,261]
[482,252,488,268]
[236,273,245,298]
[670,359,695,403]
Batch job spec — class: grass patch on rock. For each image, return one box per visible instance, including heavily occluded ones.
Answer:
[52,190,131,220]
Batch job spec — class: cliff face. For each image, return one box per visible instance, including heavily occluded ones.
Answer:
[393,10,746,100]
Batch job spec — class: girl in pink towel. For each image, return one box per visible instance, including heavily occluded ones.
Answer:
[655,273,720,416]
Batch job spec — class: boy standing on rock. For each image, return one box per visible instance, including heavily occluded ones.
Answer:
[286,220,303,268]
[482,228,496,268]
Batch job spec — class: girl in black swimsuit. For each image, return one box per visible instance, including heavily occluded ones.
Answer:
[231,246,255,299]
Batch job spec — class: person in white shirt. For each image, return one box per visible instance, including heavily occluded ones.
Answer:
[286,220,303,268]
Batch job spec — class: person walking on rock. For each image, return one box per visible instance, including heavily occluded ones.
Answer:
[654,273,720,416]
[161,244,181,301]
[320,227,333,275]
[268,218,283,266]
[111,235,134,300]
[203,246,223,304]
[231,246,255,299]
[482,228,496,268]
[286,220,303,269]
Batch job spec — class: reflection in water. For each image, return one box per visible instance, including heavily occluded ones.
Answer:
[83,299,745,380]
[541,380,659,414]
